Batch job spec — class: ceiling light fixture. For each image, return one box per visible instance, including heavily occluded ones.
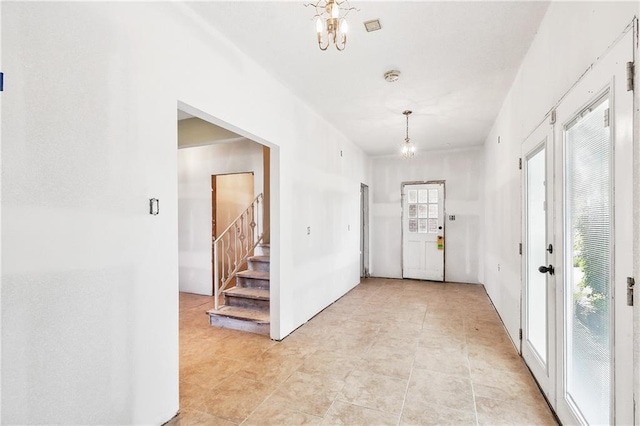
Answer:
[306,0,358,51]
[401,110,416,159]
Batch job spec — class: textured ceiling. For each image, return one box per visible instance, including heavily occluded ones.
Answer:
[187,1,549,156]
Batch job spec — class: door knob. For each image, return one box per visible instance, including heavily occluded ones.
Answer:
[538,265,554,275]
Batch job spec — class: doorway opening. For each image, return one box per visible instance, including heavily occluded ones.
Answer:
[401,181,446,282]
[211,172,255,294]
[360,183,369,278]
[176,102,279,417]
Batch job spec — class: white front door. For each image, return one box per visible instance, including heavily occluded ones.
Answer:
[551,29,634,425]
[402,182,445,281]
[521,120,556,404]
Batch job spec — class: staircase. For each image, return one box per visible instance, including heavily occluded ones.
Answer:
[207,244,270,336]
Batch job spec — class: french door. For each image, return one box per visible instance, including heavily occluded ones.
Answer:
[522,28,634,425]
[522,120,556,404]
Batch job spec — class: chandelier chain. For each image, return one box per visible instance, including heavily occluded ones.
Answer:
[403,110,412,142]
[401,110,415,159]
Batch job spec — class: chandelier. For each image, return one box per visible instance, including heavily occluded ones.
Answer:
[401,110,416,159]
[306,0,357,51]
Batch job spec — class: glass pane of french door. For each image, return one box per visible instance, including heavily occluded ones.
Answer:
[526,147,547,364]
[564,94,611,425]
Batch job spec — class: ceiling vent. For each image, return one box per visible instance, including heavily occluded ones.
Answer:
[384,70,401,83]
[364,19,382,32]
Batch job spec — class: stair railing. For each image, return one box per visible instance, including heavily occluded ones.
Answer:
[213,193,264,310]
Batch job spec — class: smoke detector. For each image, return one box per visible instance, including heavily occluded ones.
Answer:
[384,70,401,82]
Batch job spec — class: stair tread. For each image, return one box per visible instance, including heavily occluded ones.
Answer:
[249,255,270,263]
[224,287,270,300]
[237,270,270,280]
[208,306,269,323]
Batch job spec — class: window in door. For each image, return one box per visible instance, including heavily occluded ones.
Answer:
[564,93,611,426]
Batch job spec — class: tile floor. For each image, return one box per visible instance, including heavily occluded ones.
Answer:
[169,278,557,425]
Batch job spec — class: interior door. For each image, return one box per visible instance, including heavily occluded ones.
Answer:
[552,29,634,425]
[521,121,556,404]
[402,182,445,281]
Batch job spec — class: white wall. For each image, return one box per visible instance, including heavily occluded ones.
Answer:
[2,3,369,424]
[178,139,264,296]
[370,147,484,284]
[482,2,638,345]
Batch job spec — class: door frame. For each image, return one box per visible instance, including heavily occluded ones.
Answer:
[360,183,370,278]
[400,180,446,281]
[520,117,556,406]
[554,82,633,426]
[178,100,282,341]
[524,26,635,425]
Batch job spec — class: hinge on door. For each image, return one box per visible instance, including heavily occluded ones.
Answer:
[518,158,522,170]
[519,328,523,340]
[627,277,635,306]
[519,243,522,255]
[550,109,556,124]
[627,61,634,91]
[604,108,610,128]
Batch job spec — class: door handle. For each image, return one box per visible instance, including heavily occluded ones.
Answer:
[538,265,554,275]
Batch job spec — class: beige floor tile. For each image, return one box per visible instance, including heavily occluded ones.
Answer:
[211,334,277,361]
[180,356,246,388]
[359,343,415,379]
[178,282,555,425]
[405,369,475,412]
[471,368,541,402]
[414,345,470,377]
[400,400,477,426]
[320,330,375,356]
[298,350,360,380]
[475,396,557,425]
[195,375,274,423]
[242,402,323,426]
[266,371,345,417]
[376,322,423,340]
[468,345,528,375]
[322,400,399,426]
[179,381,207,411]
[369,333,419,353]
[465,321,514,348]
[165,408,238,426]
[236,352,302,385]
[337,369,408,414]
[263,340,318,360]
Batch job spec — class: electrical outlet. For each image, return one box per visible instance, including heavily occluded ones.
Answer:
[307,226,311,235]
